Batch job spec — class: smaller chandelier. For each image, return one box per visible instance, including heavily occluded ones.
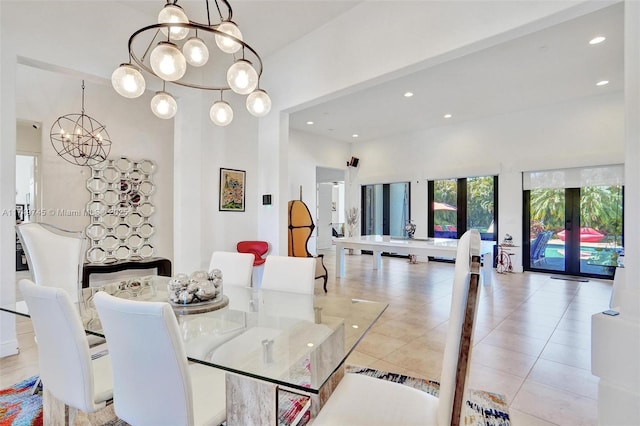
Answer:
[50,81,112,167]
[112,0,272,126]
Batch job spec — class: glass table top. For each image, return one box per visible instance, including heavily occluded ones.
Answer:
[1,276,387,394]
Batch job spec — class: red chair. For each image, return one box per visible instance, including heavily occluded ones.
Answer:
[236,241,269,266]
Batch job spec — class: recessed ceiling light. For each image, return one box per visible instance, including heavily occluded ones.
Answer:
[444,114,452,119]
[306,121,314,125]
[352,134,359,138]
[352,324,359,329]
[589,36,606,45]
[404,92,414,98]
[596,80,609,86]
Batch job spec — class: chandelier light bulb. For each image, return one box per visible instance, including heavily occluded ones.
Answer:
[158,3,189,41]
[246,89,271,117]
[111,64,146,98]
[150,91,177,119]
[150,42,187,81]
[183,36,209,67]
[210,100,233,126]
[115,4,272,121]
[215,21,243,54]
[227,59,258,95]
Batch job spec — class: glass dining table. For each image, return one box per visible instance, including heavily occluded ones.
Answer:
[1,276,388,425]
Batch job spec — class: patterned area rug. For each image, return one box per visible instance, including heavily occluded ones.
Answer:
[0,376,42,426]
[347,365,511,426]
[1,368,510,426]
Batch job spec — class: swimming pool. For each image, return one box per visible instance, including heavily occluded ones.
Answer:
[544,243,621,259]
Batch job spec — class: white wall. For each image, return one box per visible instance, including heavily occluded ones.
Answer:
[289,129,351,249]
[173,91,261,273]
[0,1,176,356]
[15,64,174,259]
[198,95,260,271]
[0,0,630,356]
[16,121,40,153]
[262,1,609,253]
[348,92,624,269]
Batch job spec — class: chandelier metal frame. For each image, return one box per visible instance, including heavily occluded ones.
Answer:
[112,0,271,125]
[128,22,263,92]
[50,81,112,167]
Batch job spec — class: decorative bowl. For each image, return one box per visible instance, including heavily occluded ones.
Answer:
[168,269,223,305]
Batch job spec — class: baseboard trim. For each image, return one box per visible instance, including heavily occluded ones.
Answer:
[0,338,19,358]
[551,275,589,282]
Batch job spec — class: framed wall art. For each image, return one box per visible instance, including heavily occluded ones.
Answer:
[219,168,246,212]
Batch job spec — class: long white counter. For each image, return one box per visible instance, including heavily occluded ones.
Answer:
[335,235,495,284]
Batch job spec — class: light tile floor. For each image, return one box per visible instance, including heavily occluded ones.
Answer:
[1,251,610,425]
[323,250,608,426]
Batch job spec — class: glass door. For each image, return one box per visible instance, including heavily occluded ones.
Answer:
[525,185,623,278]
[579,185,623,276]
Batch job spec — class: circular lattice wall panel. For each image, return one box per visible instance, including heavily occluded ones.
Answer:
[86,156,156,263]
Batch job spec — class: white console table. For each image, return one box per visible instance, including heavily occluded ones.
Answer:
[335,235,495,284]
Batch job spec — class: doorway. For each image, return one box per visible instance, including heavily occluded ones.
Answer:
[16,120,42,270]
[316,167,346,250]
[524,181,623,279]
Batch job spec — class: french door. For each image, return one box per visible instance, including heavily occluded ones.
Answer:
[524,185,623,279]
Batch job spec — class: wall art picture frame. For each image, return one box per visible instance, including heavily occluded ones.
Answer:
[219,168,246,212]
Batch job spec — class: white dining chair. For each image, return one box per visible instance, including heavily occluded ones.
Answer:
[208,251,254,287]
[261,255,315,294]
[17,222,104,354]
[93,292,226,426]
[313,229,482,426]
[18,280,113,416]
[16,222,86,303]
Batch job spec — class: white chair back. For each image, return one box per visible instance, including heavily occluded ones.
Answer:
[17,222,86,302]
[437,229,481,426]
[93,292,195,426]
[261,255,315,294]
[208,251,254,287]
[18,279,110,413]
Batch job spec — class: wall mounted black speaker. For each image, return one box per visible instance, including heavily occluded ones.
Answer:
[348,157,360,167]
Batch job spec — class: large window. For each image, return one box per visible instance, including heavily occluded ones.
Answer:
[428,176,497,241]
[361,182,410,236]
[523,166,624,279]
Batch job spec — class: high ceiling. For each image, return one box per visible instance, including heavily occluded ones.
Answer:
[13,1,624,141]
[118,1,361,58]
[289,3,624,143]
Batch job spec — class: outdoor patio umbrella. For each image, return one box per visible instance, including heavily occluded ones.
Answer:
[434,201,457,211]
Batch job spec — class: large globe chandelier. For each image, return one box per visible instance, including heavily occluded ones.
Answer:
[50,81,112,166]
[111,0,271,126]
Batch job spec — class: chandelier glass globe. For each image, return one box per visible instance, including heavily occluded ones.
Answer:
[210,100,233,126]
[158,4,189,41]
[114,0,272,122]
[246,89,271,117]
[215,21,242,54]
[150,91,177,119]
[227,59,258,95]
[183,36,209,67]
[150,42,187,81]
[111,64,146,98]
